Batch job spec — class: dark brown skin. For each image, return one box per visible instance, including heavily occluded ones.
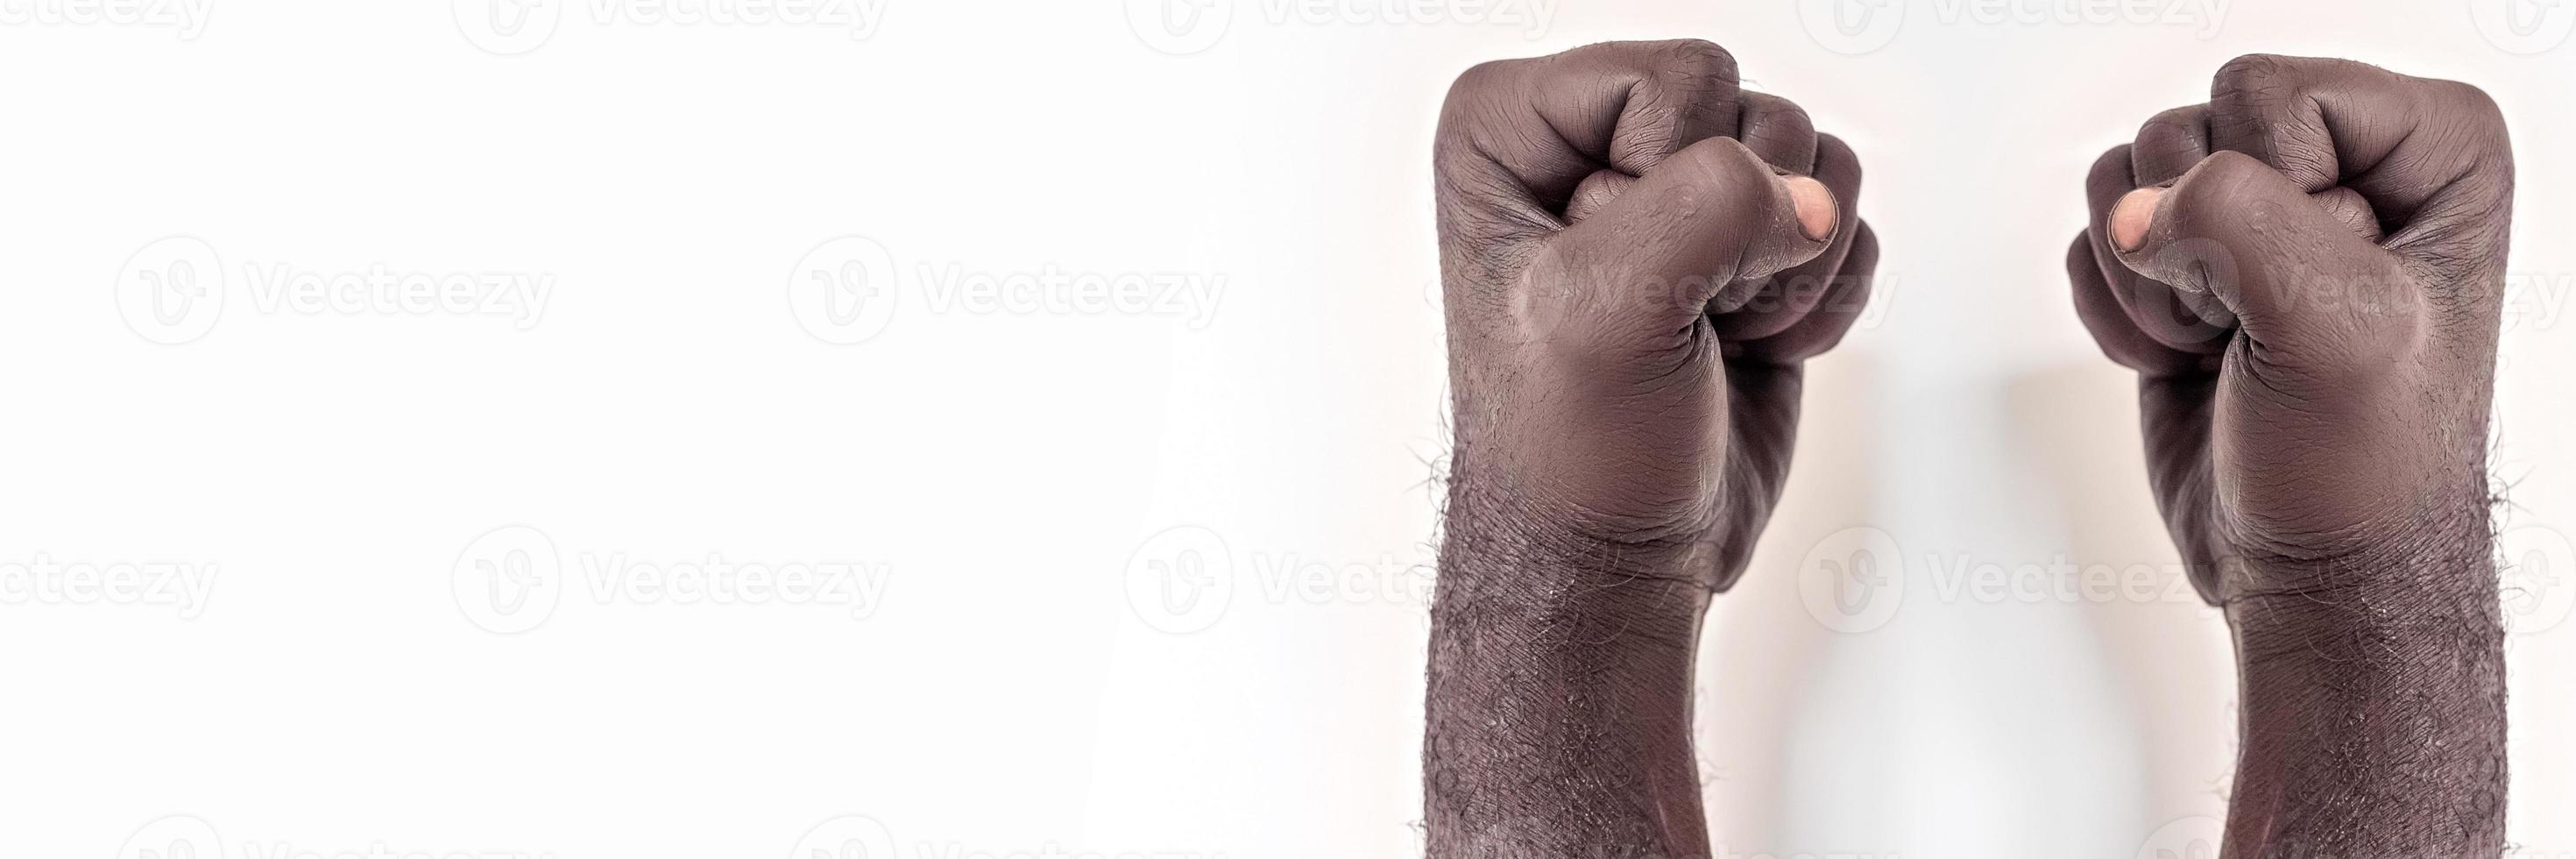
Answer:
[1425,39,1875,858]
[2069,55,2511,857]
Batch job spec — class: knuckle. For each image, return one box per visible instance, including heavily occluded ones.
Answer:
[1437,60,1533,143]
[2135,106,2205,148]
[2090,144,2136,186]
[1445,59,1518,104]
[2208,54,2323,131]
[1849,221,1879,262]
[2067,231,2099,276]
[1815,133,1861,181]
[1747,95,1814,135]
[2129,107,2214,185]
[1748,91,1809,120]
[1737,95,1815,168]
[2212,53,2295,95]
[2434,78,2507,128]
[1654,39,1736,81]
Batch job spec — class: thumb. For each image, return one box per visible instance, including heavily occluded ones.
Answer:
[1543,136,1835,340]
[2109,150,2415,362]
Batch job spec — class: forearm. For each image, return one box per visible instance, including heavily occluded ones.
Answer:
[1424,486,1713,859]
[2220,530,2506,859]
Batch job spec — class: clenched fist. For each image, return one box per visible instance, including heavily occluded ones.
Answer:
[1436,39,1877,594]
[2068,54,2510,857]
[2071,54,2513,603]
[1426,39,1875,858]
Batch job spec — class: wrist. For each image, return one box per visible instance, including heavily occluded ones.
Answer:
[1426,481,1713,859]
[2218,525,2508,858]
[1435,477,1715,644]
[2221,520,2498,656]
[2226,528,2502,700]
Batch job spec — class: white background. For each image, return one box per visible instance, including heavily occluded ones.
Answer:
[2,1,2572,857]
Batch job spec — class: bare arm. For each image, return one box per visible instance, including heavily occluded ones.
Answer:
[1424,39,1876,857]
[2069,54,2513,857]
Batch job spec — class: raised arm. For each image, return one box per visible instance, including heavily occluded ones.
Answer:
[1426,39,1877,858]
[2067,54,2514,857]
